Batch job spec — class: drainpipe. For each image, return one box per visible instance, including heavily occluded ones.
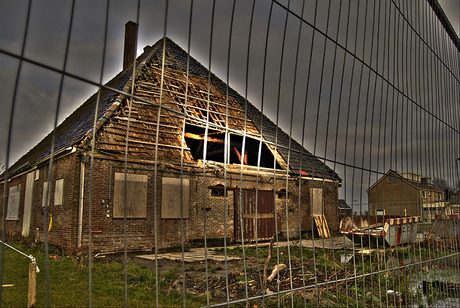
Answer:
[77,161,85,248]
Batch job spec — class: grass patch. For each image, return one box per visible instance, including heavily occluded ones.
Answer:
[0,239,211,307]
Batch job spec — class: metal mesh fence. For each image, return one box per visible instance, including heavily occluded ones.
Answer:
[1,0,459,307]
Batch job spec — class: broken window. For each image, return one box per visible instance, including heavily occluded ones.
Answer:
[113,173,148,218]
[211,184,227,197]
[184,124,281,169]
[277,188,289,199]
[6,184,21,220]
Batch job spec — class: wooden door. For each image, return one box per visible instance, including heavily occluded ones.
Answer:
[234,189,275,241]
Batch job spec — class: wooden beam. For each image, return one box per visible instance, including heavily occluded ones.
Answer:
[28,263,36,308]
[184,132,224,144]
[207,149,224,156]
[194,140,204,159]
[233,147,242,163]
[233,147,248,165]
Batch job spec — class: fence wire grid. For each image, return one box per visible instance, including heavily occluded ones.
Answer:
[1,0,459,307]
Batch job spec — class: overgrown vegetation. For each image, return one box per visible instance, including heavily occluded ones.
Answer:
[214,242,459,307]
[0,238,211,307]
[1,237,458,307]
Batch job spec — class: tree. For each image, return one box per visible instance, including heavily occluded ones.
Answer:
[432,177,449,190]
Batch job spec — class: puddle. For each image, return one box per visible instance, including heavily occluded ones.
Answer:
[409,265,460,307]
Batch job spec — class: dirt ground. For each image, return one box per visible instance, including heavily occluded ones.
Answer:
[98,249,347,305]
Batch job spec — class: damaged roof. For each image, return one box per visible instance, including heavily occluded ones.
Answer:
[7,37,340,182]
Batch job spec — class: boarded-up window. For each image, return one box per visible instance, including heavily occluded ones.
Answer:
[312,188,323,216]
[162,177,189,219]
[113,173,148,218]
[6,184,21,220]
[42,182,50,207]
[54,179,64,205]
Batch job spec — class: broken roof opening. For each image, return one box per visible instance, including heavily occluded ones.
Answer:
[184,124,281,169]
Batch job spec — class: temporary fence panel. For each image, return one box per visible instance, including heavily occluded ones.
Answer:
[1,1,459,307]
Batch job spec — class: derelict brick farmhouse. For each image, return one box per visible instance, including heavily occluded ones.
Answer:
[1,22,341,252]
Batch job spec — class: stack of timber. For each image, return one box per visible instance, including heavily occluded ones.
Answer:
[314,215,331,238]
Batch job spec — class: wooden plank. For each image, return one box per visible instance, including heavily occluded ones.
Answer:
[314,216,323,238]
[28,263,36,308]
[104,127,179,138]
[184,132,225,143]
[314,215,331,238]
[242,213,275,219]
[323,216,331,238]
[98,140,189,150]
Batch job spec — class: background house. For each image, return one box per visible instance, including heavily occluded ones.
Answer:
[0,22,341,252]
[367,170,445,222]
[338,199,352,217]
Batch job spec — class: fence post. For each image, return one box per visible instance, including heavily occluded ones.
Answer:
[28,262,36,308]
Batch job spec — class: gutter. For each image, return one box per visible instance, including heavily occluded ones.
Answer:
[0,147,75,184]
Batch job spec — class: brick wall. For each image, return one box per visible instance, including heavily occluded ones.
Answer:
[368,175,421,217]
[1,155,339,253]
[0,174,27,237]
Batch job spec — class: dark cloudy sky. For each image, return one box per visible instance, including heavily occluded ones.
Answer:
[1,0,459,211]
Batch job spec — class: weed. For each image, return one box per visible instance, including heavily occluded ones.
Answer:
[1,239,216,307]
[302,232,313,240]
[235,275,245,282]
[245,247,254,253]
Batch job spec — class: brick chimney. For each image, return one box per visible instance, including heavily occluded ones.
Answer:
[123,21,138,70]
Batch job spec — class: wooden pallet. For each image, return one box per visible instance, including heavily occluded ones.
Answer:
[314,215,331,238]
